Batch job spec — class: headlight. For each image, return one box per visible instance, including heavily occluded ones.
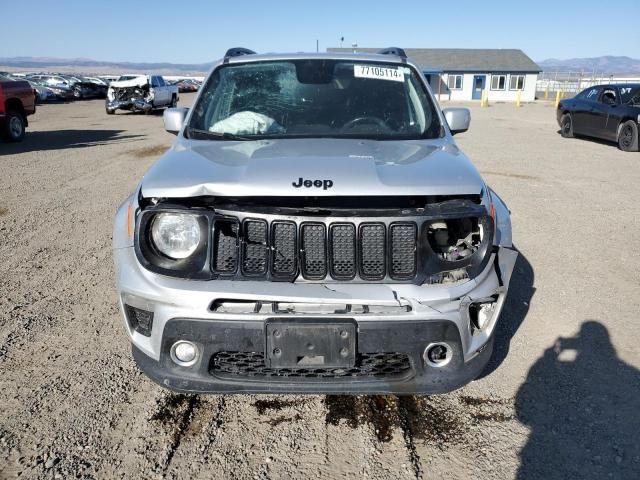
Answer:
[151,213,201,259]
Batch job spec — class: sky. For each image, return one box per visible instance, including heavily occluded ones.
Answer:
[1,0,639,64]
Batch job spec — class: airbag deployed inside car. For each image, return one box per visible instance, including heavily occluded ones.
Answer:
[209,111,285,135]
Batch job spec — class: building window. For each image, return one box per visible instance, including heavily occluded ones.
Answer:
[447,74,463,90]
[509,75,525,90]
[491,75,506,90]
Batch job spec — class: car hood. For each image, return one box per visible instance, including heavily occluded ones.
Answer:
[140,138,486,198]
[109,76,148,89]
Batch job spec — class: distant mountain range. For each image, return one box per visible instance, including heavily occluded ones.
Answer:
[2,55,640,75]
[537,56,640,74]
[0,56,214,75]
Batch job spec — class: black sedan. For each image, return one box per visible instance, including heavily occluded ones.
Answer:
[557,84,640,151]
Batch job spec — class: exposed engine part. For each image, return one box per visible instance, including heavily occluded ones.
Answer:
[468,296,498,334]
[427,217,482,261]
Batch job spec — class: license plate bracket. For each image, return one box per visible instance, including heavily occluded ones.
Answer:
[265,319,356,369]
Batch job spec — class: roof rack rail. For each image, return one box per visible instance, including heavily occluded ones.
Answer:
[223,47,257,63]
[377,47,407,58]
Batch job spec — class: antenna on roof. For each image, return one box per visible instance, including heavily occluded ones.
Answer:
[223,48,257,63]
[377,47,407,59]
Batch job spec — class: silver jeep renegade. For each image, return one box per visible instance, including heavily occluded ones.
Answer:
[112,47,518,394]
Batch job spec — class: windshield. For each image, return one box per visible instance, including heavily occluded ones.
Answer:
[620,86,640,105]
[189,60,441,140]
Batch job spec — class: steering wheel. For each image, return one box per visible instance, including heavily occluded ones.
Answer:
[342,116,390,131]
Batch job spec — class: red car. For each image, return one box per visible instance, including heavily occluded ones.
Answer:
[0,76,36,142]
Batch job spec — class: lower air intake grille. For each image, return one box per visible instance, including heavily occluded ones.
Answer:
[210,351,412,380]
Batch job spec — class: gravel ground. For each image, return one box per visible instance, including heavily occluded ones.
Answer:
[1,95,639,479]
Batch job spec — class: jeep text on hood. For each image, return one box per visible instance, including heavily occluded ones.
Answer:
[113,48,518,395]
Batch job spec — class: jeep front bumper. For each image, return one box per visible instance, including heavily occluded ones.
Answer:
[114,245,517,394]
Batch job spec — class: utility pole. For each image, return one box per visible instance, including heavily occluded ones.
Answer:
[316,40,319,53]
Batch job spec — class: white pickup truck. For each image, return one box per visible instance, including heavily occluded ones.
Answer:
[106,75,178,114]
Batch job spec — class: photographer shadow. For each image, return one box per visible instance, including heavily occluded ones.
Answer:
[516,321,640,479]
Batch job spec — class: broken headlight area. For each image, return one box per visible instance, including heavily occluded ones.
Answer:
[422,214,494,284]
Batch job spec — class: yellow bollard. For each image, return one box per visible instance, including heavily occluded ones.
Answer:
[555,90,561,108]
[480,89,485,107]
[516,90,521,108]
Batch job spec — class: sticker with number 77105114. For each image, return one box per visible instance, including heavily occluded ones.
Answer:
[353,65,405,82]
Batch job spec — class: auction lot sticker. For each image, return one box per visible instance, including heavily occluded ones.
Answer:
[354,64,405,82]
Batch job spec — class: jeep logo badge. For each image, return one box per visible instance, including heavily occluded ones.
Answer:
[292,177,334,190]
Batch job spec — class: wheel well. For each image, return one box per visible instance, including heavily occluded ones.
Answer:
[4,98,25,116]
[618,118,638,135]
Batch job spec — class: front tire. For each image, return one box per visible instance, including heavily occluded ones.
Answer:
[2,110,26,142]
[170,94,177,108]
[106,105,115,115]
[560,113,574,138]
[618,120,639,152]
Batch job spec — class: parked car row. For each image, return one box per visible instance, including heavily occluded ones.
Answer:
[0,72,115,103]
[167,78,202,93]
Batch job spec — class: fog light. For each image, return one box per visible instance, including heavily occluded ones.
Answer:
[171,341,198,367]
[424,342,452,367]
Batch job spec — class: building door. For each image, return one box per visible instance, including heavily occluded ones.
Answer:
[472,75,486,100]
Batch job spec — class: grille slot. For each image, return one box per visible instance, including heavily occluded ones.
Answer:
[330,224,356,279]
[213,220,239,273]
[211,351,412,380]
[390,223,417,279]
[242,220,268,275]
[301,223,327,279]
[271,222,297,276]
[359,223,386,280]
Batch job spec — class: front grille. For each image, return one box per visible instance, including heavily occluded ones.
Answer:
[210,351,412,381]
[211,215,418,282]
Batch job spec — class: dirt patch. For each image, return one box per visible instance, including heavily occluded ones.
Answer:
[266,414,303,427]
[253,398,308,415]
[325,395,466,445]
[127,144,170,158]
[0,206,7,216]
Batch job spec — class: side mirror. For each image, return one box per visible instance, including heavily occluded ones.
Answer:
[442,107,471,135]
[163,107,189,134]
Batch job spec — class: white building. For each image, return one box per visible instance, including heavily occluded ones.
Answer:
[329,48,541,103]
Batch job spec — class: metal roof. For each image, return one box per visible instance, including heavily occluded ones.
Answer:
[328,48,541,73]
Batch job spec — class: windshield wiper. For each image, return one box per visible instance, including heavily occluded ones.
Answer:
[187,128,254,141]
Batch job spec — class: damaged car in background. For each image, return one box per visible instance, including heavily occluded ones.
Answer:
[113,47,518,395]
[106,74,178,114]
